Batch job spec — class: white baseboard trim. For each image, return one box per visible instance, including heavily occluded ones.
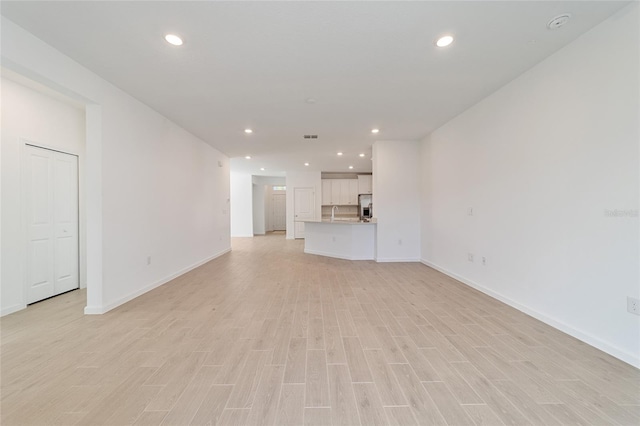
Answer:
[376,257,420,263]
[421,258,640,369]
[1,303,27,317]
[83,305,104,315]
[84,247,232,315]
[304,248,373,261]
[232,234,254,238]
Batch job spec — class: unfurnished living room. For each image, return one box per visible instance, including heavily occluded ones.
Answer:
[1,1,639,425]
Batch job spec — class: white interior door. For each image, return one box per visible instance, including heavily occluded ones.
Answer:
[272,194,286,231]
[26,145,79,304]
[294,187,315,239]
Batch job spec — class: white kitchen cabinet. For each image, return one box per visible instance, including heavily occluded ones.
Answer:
[322,180,332,205]
[322,178,361,205]
[349,179,359,205]
[339,179,350,205]
[358,175,372,194]
[331,179,341,205]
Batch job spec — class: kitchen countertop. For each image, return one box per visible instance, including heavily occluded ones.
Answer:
[302,218,376,225]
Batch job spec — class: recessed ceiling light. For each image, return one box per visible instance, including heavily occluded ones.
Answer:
[245,156,251,160]
[244,128,253,134]
[349,166,354,169]
[164,34,183,46]
[359,153,365,157]
[337,152,343,156]
[435,35,454,48]
[304,162,310,166]
[260,167,265,171]
[371,129,380,134]
[306,98,317,104]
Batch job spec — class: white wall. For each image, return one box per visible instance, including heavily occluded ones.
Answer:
[230,172,253,237]
[420,4,639,366]
[373,140,421,262]
[2,17,231,314]
[1,77,86,315]
[252,184,266,235]
[285,171,321,239]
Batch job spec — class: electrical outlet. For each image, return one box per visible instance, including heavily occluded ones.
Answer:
[468,253,474,262]
[482,256,487,266]
[147,256,152,266]
[628,297,640,315]
[468,207,473,216]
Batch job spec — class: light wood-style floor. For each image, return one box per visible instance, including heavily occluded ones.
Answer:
[2,233,639,425]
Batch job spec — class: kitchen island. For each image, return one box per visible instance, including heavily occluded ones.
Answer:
[303,219,376,260]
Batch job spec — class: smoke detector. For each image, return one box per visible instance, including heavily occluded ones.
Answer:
[547,14,571,30]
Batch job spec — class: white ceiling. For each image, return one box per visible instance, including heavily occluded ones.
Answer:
[1,1,630,176]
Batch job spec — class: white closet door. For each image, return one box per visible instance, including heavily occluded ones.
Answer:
[53,152,79,294]
[26,145,79,304]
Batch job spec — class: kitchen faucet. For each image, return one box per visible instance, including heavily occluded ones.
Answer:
[331,205,339,221]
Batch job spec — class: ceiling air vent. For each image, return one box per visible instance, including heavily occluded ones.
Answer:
[303,135,319,139]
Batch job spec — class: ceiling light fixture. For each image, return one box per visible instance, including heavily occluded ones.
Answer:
[244,129,253,134]
[337,152,343,156]
[245,156,251,160]
[260,167,265,171]
[371,129,380,134]
[304,162,310,166]
[359,153,365,157]
[164,34,183,46]
[435,35,454,48]
[349,166,354,169]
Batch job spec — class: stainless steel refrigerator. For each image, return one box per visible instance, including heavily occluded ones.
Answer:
[358,194,373,219]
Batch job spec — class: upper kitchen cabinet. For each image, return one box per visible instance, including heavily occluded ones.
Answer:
[349,180,359,204]
[358,175,372,194]
[322,180,332,205]
[339,179,350,205]
[321,178,359,205]
[331,179,341,205]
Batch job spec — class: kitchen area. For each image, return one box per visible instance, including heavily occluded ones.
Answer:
[303,173,377,260]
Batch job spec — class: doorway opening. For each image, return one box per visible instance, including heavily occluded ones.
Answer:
[251,177,286,237]
[1,69,91,317]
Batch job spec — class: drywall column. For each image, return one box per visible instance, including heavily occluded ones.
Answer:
[230,172,254,237]
[372,140,421,262]
[252,184,266,235]
[84,104,103,313]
